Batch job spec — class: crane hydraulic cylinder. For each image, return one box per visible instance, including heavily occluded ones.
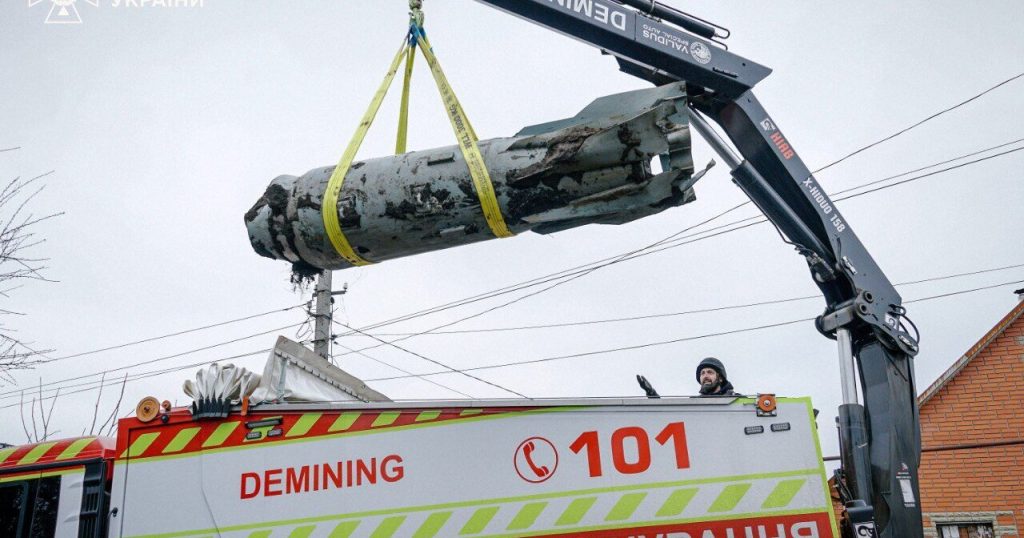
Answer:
[245,83,701,274]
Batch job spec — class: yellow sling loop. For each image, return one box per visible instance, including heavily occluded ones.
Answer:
[321,5,513,266]
[321,38,408,267]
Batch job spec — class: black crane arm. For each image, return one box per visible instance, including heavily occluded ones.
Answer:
[473,1,923,536]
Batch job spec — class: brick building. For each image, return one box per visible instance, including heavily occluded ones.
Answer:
[916,297,1024,537]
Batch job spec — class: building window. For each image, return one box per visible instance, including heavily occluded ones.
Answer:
[938,524,995,538]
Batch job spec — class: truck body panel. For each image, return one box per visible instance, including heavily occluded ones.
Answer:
[102,397,837,538]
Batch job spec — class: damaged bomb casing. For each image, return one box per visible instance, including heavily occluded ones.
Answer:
[245,83,700,272]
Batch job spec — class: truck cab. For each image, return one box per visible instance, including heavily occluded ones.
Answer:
[0,437,115,538]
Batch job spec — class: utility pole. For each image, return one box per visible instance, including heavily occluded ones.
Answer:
[312,270,333,361]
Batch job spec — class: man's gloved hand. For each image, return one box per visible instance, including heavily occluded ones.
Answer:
[636,374,660,398]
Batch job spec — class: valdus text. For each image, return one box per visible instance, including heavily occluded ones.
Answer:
[240,454,404,499]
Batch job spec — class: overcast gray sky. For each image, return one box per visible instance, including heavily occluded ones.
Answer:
[2,0,1023,462]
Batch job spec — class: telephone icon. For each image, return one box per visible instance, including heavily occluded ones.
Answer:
[523,441,549,478]
[514,436,558,483]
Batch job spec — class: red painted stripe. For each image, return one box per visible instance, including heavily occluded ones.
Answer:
[119,407,541,459]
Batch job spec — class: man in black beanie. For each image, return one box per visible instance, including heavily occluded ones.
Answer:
[695,357,736,396]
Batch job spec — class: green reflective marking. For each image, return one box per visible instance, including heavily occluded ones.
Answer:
[460,506,499,534]
[0,468,81,484]
[121,434,159,459]
[415,410,441,422]
[0,447,15,463]
[247,531,271,538]
[762,478,806,508]
[287,413,323,437]
[656,488,698,517]
[19,442,57,465]
[709,483,752,512]
[371,412,400,428]
[202,422,240,448]
[412,511,452,538]
[459,409,483,417]
[507,502,547,530]
[328,520,360,538]
[329,413,361,432]
[605,492,647,521]
[289,524,316,538]
[56,438,94,460]
[369,516,406,538]
[556,496,597,526]
[163,428,201,453]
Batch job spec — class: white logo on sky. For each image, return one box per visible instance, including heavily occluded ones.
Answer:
[28,0,99,24]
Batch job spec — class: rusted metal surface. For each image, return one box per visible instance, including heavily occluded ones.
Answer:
[245,83,700,274]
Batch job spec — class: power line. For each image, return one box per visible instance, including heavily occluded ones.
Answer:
[331,201,751,342]
[0,323,302,401]
[363,262,1024,337]
[0,348,274,411]
[331,341,474,399]
[35,303,306,366]
[615,137,1024,253]
[834,146,1024,201]
[7,277,1020,408]
[897,262,1024,286]
[334,321,528,398]
[365,279,1024,384]
[813,72,1024,174]
[331,268,599,358]
[531,138,1024,274]
[829,137,1024,197]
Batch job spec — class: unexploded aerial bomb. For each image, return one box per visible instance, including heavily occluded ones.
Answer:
[245,83,705,275]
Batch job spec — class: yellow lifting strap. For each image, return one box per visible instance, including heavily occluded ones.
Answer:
[415,30,513,238]
[321,8,513,266]
[395,40,416,155]
[321,38,409,267]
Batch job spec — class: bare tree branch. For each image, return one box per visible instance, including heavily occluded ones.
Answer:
[0,162,60,386]
[88,372,105,435]
[101,374,128,437]
[41,387,59,441]
[30,390,39,442]
[19,389,31,442]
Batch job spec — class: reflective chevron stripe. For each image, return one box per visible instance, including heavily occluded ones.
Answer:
[19,442,58,465]
[122,433,161,459]
[287,414,322,437]
[202,422,240,447]
[329,412,362,432]
[125,473,823,538]
[163,428,201,454]
[56,438,95,460]
[110,408,542,462]
[0,446,18,464]
[0,437,113,470]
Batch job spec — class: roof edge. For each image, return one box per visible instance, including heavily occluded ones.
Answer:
[918,300,1024,406]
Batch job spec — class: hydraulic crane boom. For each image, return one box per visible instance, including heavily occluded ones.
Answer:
[474,1,923,536]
